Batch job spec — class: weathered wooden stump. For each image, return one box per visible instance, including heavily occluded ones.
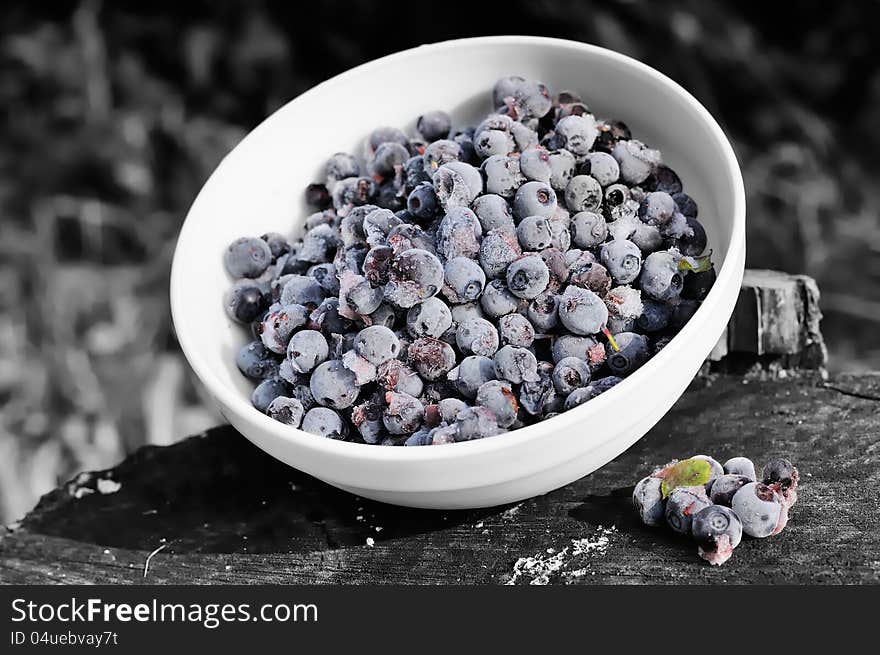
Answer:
[3,271,876,585]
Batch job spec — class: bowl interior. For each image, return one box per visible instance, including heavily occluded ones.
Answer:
[172,37,741,428]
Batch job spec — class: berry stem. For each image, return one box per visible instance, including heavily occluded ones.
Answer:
[602,326,620,352]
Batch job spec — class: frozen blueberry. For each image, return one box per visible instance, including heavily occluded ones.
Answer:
[606,332,650,376]
[513,181,557,219]
[406,297,453,339]
[672,192,698,218]
[332,176,377,211]
[519,147,552,182]
[651,165,683,195]
[558,286,608,335]
[665,486,711,535]
[267,396,305,427]
[723,456,757,482]
[516,215,553,251]
[351,397,387,444]
[570,211,607,249]
[370,142,409,181]
[376,359,424,398]
[611,139,661,185]
[384,248,444,308]
[436,207,482,260]
[433,161,482,210]
[482,154,526,198]
[636,299,673,333]
[443,257,486,303]
[417,110,452,142]
[475,380,519,428]
[527,293,558,332]
[354,325,401,365]
[455,406,502,441]
[258,305,309,353]
[640,250,684,302]
[280,274,326,307]
[308,263,340,295]
[325,153,361,188]
[309,297,352,336]
[552,357,591,395]
[251,377,290,414]
[547,148,576,191]
[710,474,753,507]
[383,391,425,435]
[554,115,597,156]
[225,281,268,324]
[581,151,620,186]
[407,337,456,381]
[302,407,347,440]
[551,334,600,365]
[261,232,291,260]
[406,182,439,221]
[286,330,329,374]
[478,229,521,280]
[564,175,603,213]
[731,482,786,538]
[456,317,499,357]
[225,236,273,279]
[682,265,716,301]
[494,345,540,384]
[506,254,550,300]
[692,505,743,566]
[474,129,515,158]
[423,139,461,173]
[600,239,642,285]
[547,211,571,251]
[236,340,280,380]
[339,272,383,318]
[450,302,485,325]
[761,458,799,494]
[604,285,643,334]
[310,360,360,410]
[639,191,677,227]
[447,355,496,399]
[472,194,516,235]
[480,279,521,318]
[633,476,666,527]
[568,260,612,296]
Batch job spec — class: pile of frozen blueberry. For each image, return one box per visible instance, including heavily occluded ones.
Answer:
[633,456,799,565]
[222,75,716,445]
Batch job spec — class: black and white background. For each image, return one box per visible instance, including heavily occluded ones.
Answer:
[1,0,878,528]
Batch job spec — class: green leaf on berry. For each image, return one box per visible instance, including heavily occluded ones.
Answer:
[659,458,711,498]
[678,252,713,273]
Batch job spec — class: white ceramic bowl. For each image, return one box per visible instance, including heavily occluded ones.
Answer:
[170,36,745,509]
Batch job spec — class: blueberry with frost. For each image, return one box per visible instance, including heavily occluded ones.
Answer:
[324,152,360,189]
[600,239,642,285]
[406,297,452,339]
[472,194,516,235]
[513,180,557,219]
[475,380,519,428]
[407,337,456,381]
[422,139,461,173]
[443,257,486,303]
[280,274,326,307]
[406,182,439,221]
[480,279,522,318]
[547,148,576,190]
[225,237,273,278]
[564,174,603,213]
[251,377,290,414]
[236,340,279,380]
[665,486,711,535]
[494,345,540,384]
[354,325,401,365]
[692,505,743,566]
[558,286,608,335]
[606,332,650,376]
[383,392,425,435]
[455,406,502,441]
[709,474,752,507]
[580,151,620,186]
[481,154,525,198]
[456,317,499,357]
[516,215,553,250]
[506,254,550,300]
[416,110,452,142]
[723,456,757,481]
[309,360,360,410]
[302,407,347,440]
[225,281,267,324]
[633,476,666,527]
[474,129,514,158]
[519,147,552,182]
[436,207,482,260]
[384,248,444,308]
[731,482,787,538]
[527,293,558,332]
[447,355,496,399]
[286,330,329,374]
[570,211,608,248]
[478,230,521,279]
[267,397,305,427]
[370,141,409,180]
[611,139,661,185]
[554,115,597,156]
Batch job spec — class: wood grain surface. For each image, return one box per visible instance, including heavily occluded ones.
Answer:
[2,373,877,585]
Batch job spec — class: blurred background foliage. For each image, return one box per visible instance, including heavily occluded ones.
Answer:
[1,0,879,523]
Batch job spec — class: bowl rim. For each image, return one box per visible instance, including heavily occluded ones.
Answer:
[170,35,746,464]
